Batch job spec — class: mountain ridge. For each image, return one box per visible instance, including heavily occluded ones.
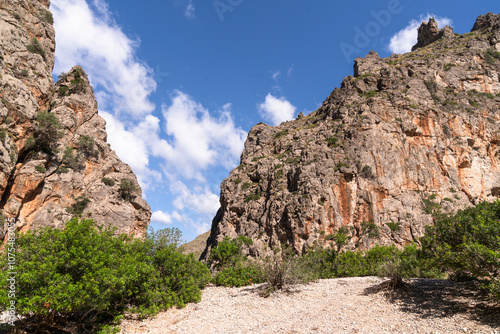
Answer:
[202,12,500,259]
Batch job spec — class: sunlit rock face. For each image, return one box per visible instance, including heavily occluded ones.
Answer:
[0,0,151,241]
[202,13,500,259]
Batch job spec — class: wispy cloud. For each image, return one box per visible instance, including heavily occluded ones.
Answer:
[258,93,296,126]
[272,71,281,81]
[388,14,453,54]
[184,0,196,19]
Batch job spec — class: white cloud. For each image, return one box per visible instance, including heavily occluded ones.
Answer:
[162,91,247,178]
[51,0,156,116]
[151,210,175,225]
[184,0,195,19]
[171,181,220,216]
[100,111,163,191]
[388,14,453,54]
[258,93,296,126]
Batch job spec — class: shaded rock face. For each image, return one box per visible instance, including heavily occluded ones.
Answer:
[0,0,151,241]
[203,13,500,259]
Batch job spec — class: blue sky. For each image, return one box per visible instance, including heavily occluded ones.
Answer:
[49,0,499,241]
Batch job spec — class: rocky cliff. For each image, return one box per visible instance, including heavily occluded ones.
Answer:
[0,0,151,241]
[203,13,500,259]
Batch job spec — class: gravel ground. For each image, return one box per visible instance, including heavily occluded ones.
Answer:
[119,277,500,334]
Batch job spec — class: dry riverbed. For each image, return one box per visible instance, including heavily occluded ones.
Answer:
[119,277,499,334]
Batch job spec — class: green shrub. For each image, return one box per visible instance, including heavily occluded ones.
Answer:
[152,245,211,308]
[119,178,137,201]
[213,261,263,287]
[101,177,115,186]
[34,164,46,173]
[26,38,45,59]
[421,200,500,299]
[332,226,351,252]
[0,218,210,332]
[444,63,456,71]
[361,221,379,238]
[244,192,260,202]
[208,236,265,288]
[485,48,500,65]
[334,250,366,276]
[62,146,81,170]
[363,90,378,98]
[40,10,53,24]
[274,130,288,139]
[57,166,69,174]
[58,85,69,96]
[385,222,402,232]
[241,182,253,190]
[209,236,252,270]
[65,196,90,217]
[34,111,64,151]
[78,135,96,157]
[325,136,339,147]
[147,226,185,250]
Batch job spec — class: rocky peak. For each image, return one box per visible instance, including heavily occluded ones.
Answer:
[472,12,500,32]
[202,13,500,260]
[412,17,454,51]
[0,1,151,241]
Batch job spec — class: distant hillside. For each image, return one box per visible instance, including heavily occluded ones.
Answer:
[181,231,210,260]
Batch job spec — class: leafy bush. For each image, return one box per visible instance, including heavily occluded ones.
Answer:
[325,136,339,147]
[34,164,46,173]
[101,177,115,186]
[65,196,90,217]
[209,236,252,270]
[119,179,137,201]
[40,10,53,24]
[58,85,69,96]
[78,135,97,158]
[147,226,185,250]
[213,261,263,287]
[0,218,211,332]
[485,48,500,65]
[62,146,81,169]
[421,201,500,299]
[152,245,211,308]
[208,236,264,288]
[33,111,64,152]
[244,192,261,202]
[26,38,45,59]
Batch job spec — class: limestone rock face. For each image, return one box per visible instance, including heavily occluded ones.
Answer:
[202,13,500,259]
[0,0,151,240]
[412,18,454,51]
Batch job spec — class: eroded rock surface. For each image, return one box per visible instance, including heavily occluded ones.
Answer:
[203,13,500,259]
[0,0,150,240]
